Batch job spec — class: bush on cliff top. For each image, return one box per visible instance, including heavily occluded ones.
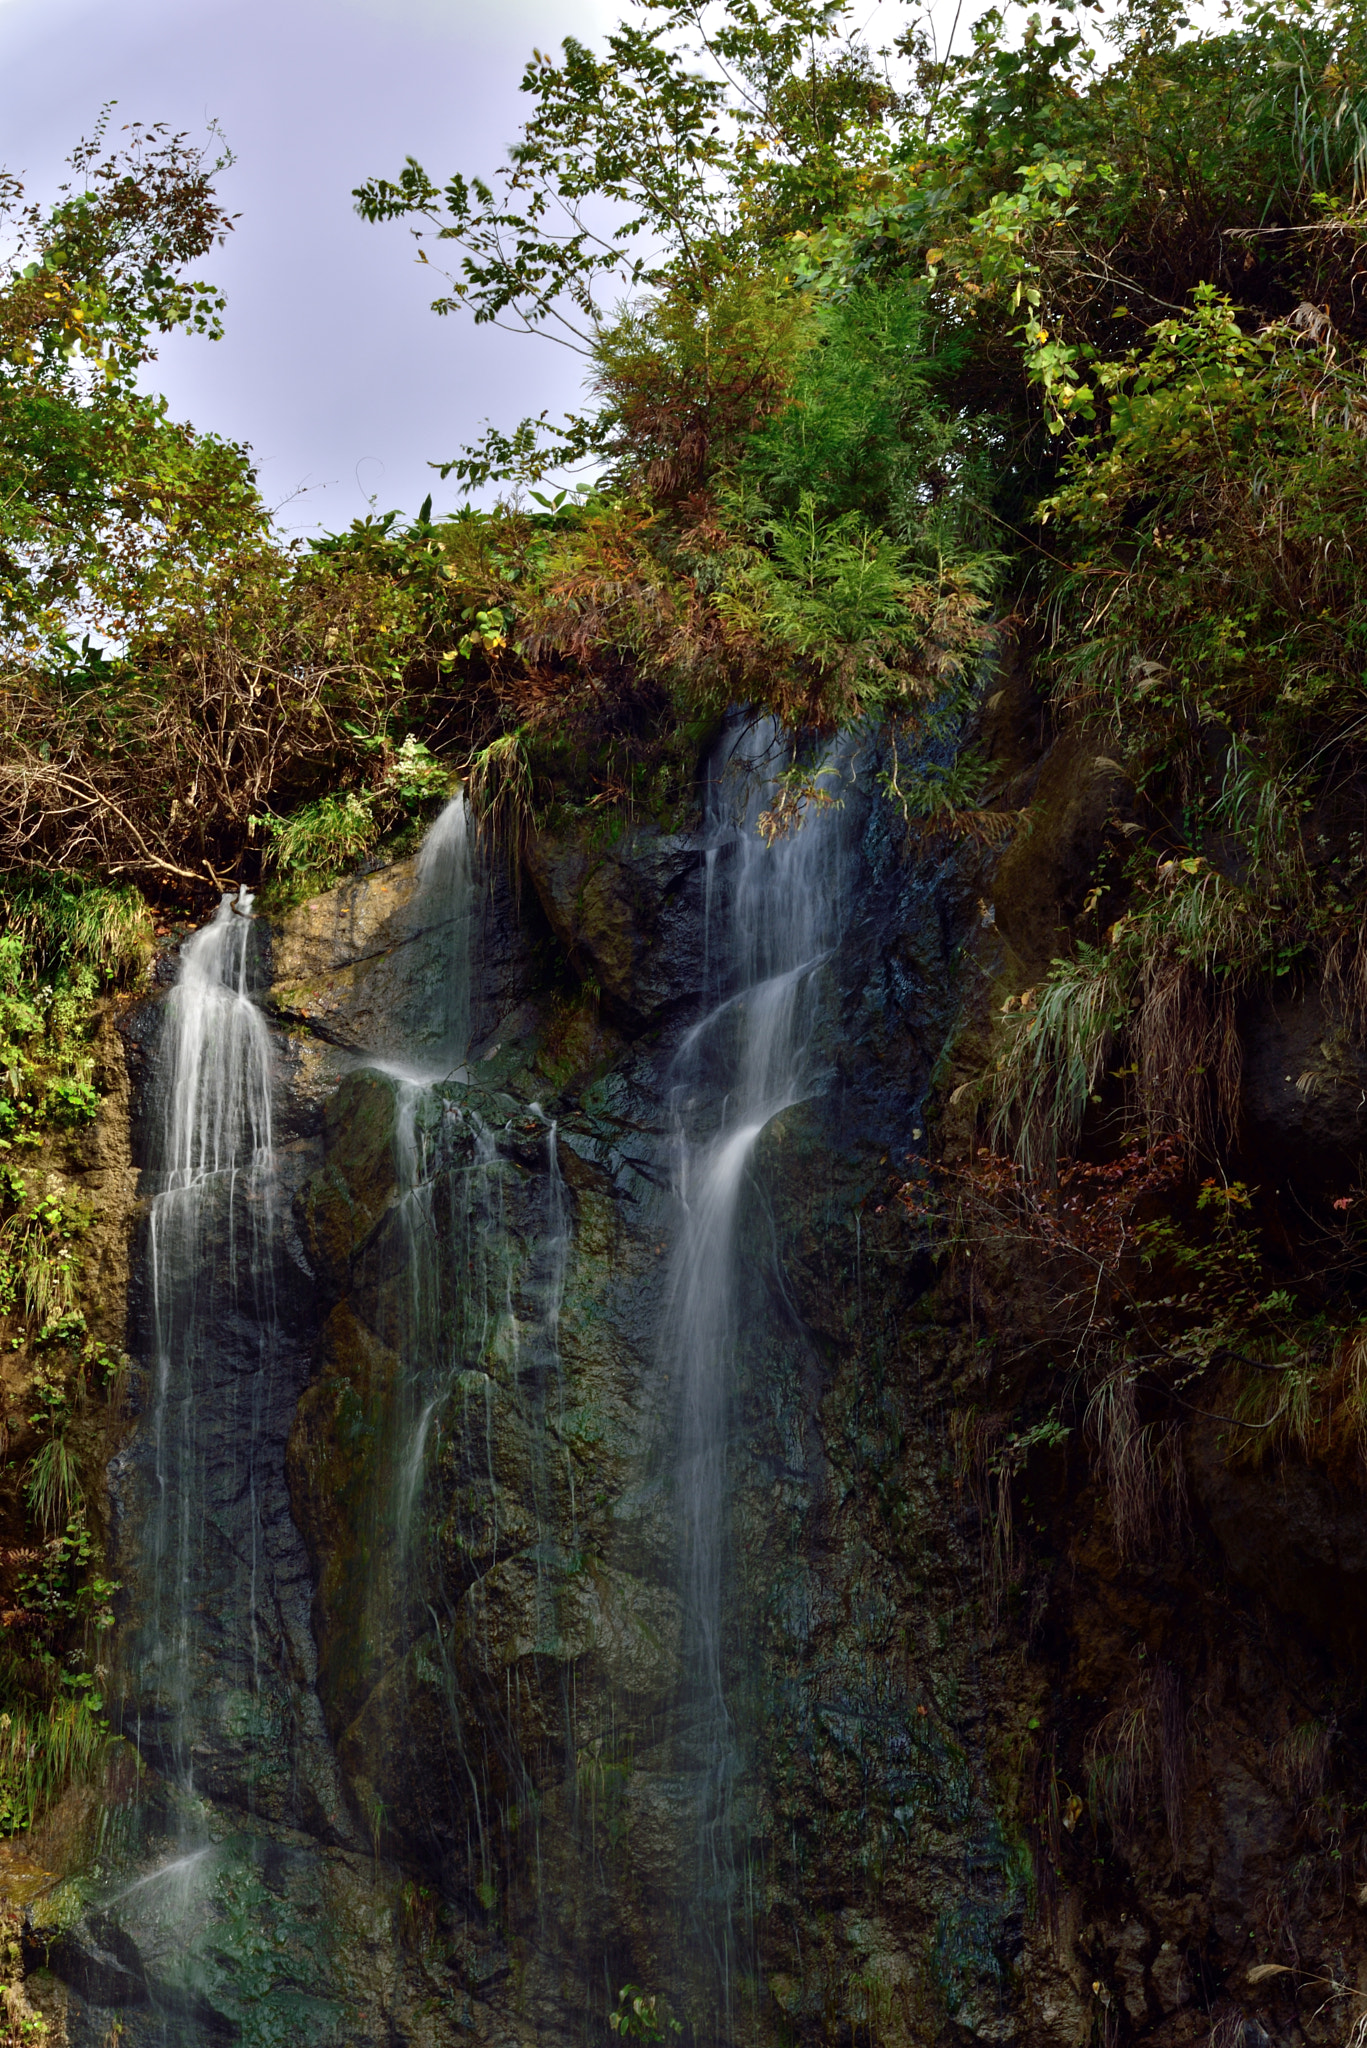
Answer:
[9,0,1367,1130]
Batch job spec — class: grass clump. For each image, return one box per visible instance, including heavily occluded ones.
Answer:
[0,1690,109,1836]
[23,1435,83,1538]
[258,789,381,887]
[0,1196,82,1327]
[989,948,1130,1180]
[1084,1661,1186,1862]
[1,874,152,987]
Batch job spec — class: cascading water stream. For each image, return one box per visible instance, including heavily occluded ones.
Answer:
[413,785,475,1073]
[140,888,277,1798]
[352,793,575,1898]
[103,758,862,2042]
[664,724,849,2026]
[373,791,481,1553]
[105,864,387,2039]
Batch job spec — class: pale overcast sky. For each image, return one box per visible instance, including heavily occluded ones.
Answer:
[0,0,962,535]
[0,0,622,530]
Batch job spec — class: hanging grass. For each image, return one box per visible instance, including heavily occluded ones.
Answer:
[989,947,1132,1180]
[465,731,534,864]
[1084,1661,1186,1859]
[24,1435,83,1537]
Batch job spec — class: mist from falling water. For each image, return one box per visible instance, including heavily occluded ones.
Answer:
[140,888,277,1795]
[664,724,848,2030]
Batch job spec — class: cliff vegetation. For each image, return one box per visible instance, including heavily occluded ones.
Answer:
[5,0,1367,2035]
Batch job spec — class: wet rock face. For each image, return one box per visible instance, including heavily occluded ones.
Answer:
[1237,984,1367,1194]
[524,820,706,1026]
[990,730,1135,978]
[1189,1414,1367,1667]
[269,789,1036,2043]
[267,852,540,1061]
[58,767,1367,2048]
[283,1027,693,1977]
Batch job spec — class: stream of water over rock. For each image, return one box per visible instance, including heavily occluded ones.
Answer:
[56,743,908,2047]
[141,888,278,1800]
[664,725,849,2030]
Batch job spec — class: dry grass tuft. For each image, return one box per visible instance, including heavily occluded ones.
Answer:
[1134,952,1241,1156]
[1085,1370,1187,1564]
[1270,1717,1334,1804]
[1085,1659,1187,1862]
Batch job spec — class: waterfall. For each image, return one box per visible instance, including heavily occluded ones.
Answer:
[413,787,475,1071]
[139,887,277,1795]
[94,767,865,2040]
[347,794,574,1890]
[664,723,848,2025]
[368,791,481,1552]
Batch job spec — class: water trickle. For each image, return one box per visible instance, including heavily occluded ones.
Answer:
[340,794,578,1899]
[368,793,487,1553]
[527,1103,572,1388]
[664,722,849,2026]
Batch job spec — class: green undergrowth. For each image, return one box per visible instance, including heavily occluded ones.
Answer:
[0,1577,115,1840]
[0,873,143,1837]
[0,876,149,1154]
[251,734,455,906]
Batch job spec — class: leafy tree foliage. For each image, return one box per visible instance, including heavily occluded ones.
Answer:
[0,117,263,653]
[10,0,1367,1052]
[353,0,912,486]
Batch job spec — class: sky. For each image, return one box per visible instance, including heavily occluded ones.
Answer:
[0,0,623,531]
[0,0,970,536]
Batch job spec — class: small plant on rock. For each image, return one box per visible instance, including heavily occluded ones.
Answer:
[608,1985,681,2042]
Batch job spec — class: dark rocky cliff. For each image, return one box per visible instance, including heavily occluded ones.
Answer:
[12,748,1367,2048]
